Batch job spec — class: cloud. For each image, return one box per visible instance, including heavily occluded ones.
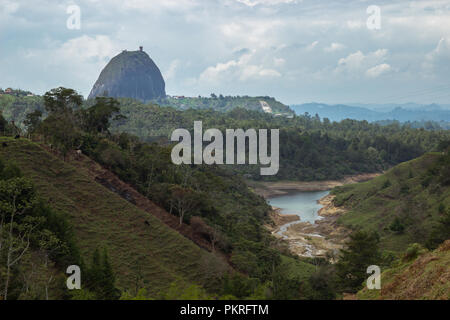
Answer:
[273,57,285,67]
[164,59,180,80]
[199,51,281,84]
[366,63,392,78]
[335,49,390,78]
[306,41,319,51]
[0,0,19,14]
[423,37,450,74]
[2,0,450,104]
[324,42,345,52]
[235,0,298,7]
[55,35,118,62]
[346,20,363,30]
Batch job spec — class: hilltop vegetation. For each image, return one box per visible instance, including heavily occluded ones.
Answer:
[332,147,450,252]
[292,102,450,128]
[1,93,448,181]
[111,100,447,181]
[164,95,293,115]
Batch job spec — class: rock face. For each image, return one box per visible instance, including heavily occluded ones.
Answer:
[88,49,166,102]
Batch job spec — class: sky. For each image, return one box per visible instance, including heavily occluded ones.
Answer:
[1,0,450,105]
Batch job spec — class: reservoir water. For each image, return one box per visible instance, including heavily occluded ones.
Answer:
[268,190,330,238]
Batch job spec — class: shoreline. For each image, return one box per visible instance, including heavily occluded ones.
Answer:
[268,194,349,259]
[258,174,381,259]
[249,173,381,199]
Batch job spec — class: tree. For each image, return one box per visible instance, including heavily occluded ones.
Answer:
[82,97,125,134]
[426,207,450,250]
[336,231,381,293]
[389,217,405,233]
[169,186,200,226]
[39,114,80,161]
[307,266,337,300]
[0,111,7,135]
[24,110,43,136]
[0,177,40,300]
[40,87,83,160]
[84,248,120,300]
[43,87,82,114]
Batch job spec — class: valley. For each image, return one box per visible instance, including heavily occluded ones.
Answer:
[2,0,450,305]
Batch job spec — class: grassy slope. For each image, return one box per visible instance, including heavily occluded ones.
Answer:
[332,153,450,252]
[0,137,227,294]
[357,241,450,300]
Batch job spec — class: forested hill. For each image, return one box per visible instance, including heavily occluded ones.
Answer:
[292,102,450,128]
[1,93,449,181]
[110,100,448,181]
[163,95,293,116]
[332,148,450,253]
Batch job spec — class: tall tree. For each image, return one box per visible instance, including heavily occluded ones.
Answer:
[43,87,82,115]
[0,177,39,300]
[336,231,381,293]
[82,97,125,134]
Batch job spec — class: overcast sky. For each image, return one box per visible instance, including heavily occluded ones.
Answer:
[1,0,450,105]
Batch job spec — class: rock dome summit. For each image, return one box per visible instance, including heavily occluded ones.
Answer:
[88,47,166,102]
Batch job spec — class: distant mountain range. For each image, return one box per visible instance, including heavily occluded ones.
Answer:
[291,103,450,124]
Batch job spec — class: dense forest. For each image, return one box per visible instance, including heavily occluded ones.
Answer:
[2,93,448,181]
[112,99,448,181]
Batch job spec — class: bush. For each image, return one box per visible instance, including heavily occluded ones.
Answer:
[389,217,405,233]
[403,243,425,262]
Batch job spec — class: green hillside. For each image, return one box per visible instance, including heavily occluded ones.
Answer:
[164,95,293,116]
[357,241,450,300]
[1,92,448,182]
[0,137,228,295]
[332,151,450,252]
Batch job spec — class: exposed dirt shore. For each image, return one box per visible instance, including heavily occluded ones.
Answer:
[269,194,350,259]
[267,208,300,233]
[257,174,380,259]
[250,173,380,198]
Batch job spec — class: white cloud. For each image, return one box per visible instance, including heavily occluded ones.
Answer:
[423,37,450,74]
[324,42,345,52]
[366,63,392,78]
[199,51,281,84]
[220,19,285,48]
[0,0,19,14]
[164,59,180,80]
[273,57,285,67]
[335,49,390,78]
[306,41,319,51]
[56,35,118,62]
[2,0,450,104]
[236,0,298,7]
[346,20,363,29]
